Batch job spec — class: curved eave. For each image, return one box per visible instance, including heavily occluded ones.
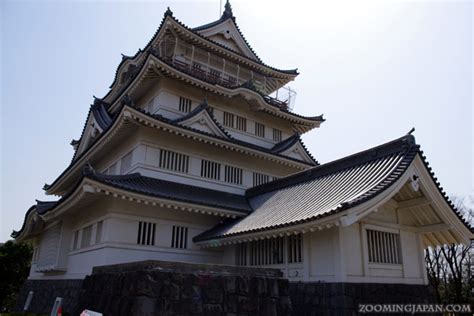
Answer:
[107,54,322,131]
[104,13,298,104]
[46,104,314,196]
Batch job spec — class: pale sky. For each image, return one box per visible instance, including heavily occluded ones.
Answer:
[1,0,472,242]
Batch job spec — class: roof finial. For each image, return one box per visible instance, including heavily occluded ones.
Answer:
[164,7,173,17]
[222,0,234,20]
[408,127,415,135]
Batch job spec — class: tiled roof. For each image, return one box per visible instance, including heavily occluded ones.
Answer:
[195,134,463,241]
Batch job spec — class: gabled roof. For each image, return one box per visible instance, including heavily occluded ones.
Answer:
[193,1,260,62]
[271,134,318,165]
[194,134,474,242]
[173,99,232,139]
[45,103,316,195]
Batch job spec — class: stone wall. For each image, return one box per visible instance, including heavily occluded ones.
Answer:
[15,279,83,314]
[289,282,437,315]
[76,260,292,316]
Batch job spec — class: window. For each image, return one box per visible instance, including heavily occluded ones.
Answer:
[248,237,284,266]
[209,68,221,79]
[179,97,192,113]
[223,111,234,128]
[81,225,92,248]
[236,243,247,266]
[255,122,265,138]
[367,229,402,264]
[224,165,243,185]
[253,172,271,187]
[120,151,132,174]
[95,221,103,243]
[201,160,221,180]
[273,128,282,142]
[159,149,189,173]
[171,226,188,249]
[137,221,156,246]
[72,230,79,250]
[288,234,302,263]
[236,115,247,132]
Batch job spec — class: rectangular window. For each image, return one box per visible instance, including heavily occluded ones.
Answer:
[159,149,189,173]
[247,237,284,266]
[288,234,302,263]
[255,122,265,138]
[224,165,243,185]
[179,97,192,113]
[81,225,92,248]
[120,151,133,174]
[95,221,103,243]
[72,230,79,250]
[223,111,234,128]
[137,221,156,246]
[273,128,282,142]
[201,159,221,180]
[253,172,271,187]
[236,115,247,132]
[367,229,402,264]
[209,68,221,79]
[171,226,188,249]
[236,243,247,266]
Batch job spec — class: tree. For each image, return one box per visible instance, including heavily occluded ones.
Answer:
[425,196,473,304]
[0,240,32,312]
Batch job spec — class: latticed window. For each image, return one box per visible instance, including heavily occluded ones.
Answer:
[288,234,302,263]
[81,225,92,248]
[248,237,285,266]
[120,151,132,174]
[179,97,192,113]
[137,221,156,246]
[367,229,402,264]
[224,165,243,185]
[223,111,234,128]
[201,159,221,180]
[236,243,247,266]
[253,172,271,186]
[273,128,282,142]
[159,149,189,173]
[255,122,265,138]
[171,226,188,249]
[236,115,247,132]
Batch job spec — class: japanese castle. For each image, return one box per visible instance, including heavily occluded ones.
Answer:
[13,2,473,287]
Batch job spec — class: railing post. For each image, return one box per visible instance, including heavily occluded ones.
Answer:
[191,45,195,65]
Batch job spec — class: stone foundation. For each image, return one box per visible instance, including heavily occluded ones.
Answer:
[14,279,83,314]
[289,282,437,315]
[76,260,292,315]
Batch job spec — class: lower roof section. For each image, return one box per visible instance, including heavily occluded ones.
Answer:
[194,134,473,243]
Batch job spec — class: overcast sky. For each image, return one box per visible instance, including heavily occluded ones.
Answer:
[1,0,472,242]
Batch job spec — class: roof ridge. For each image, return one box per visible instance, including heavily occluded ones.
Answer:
[247,134,418,197]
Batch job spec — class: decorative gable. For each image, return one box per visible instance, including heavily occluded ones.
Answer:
[279,142,315,164]
[176,107,231,139]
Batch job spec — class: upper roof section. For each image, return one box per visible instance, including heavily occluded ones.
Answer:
[193,1,260,62]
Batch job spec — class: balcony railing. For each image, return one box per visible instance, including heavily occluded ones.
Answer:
[160,56,295,111]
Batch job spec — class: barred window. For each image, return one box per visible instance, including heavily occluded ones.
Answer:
[137,221,156,246]
[236,243,247,266]
[367,229,402,264]
[81,225,92,248]
[273,128,282,142]
[179,97,192,113]
[201,159,221,180]
[255,122,265,138]
[72,230,79,250]
[236,116,247,132]
[248,237,285,266]
[224,165,243,185]
[253,172,271,187]
[171,226,188,249]
[120,151,132,174]
[159,149,189,173]
[288,234,302,263]
[209,68,221,79]
[95,221,103,243]
[223,111,234,128]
